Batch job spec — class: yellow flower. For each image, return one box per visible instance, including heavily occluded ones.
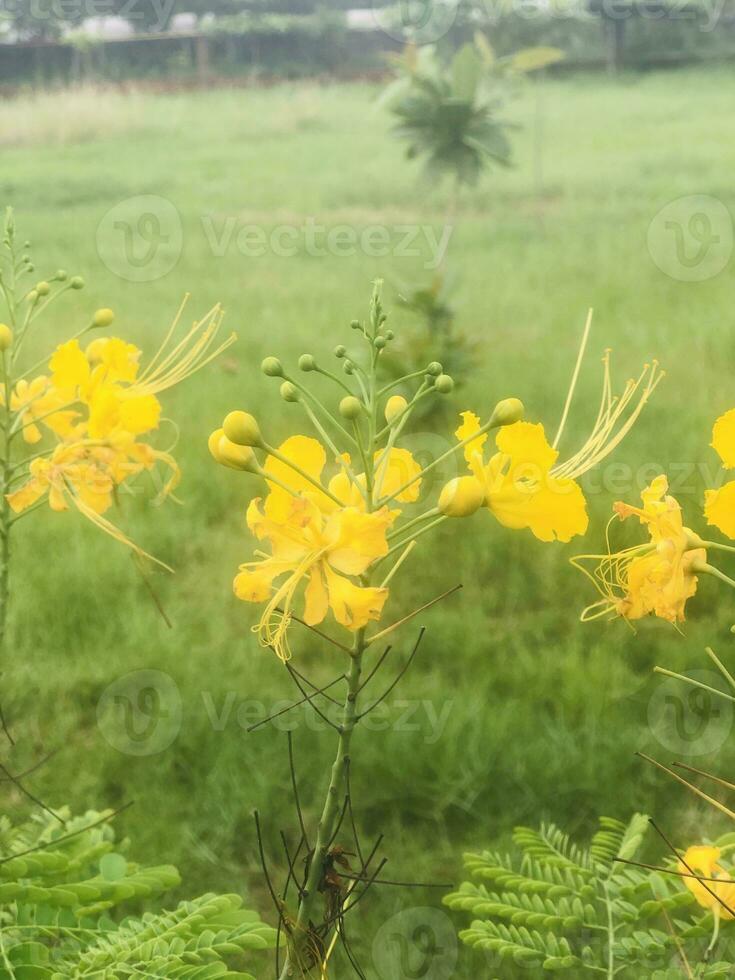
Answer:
[6,302,229,563]
[573,476,705,624]
[235,494,391,660]
[455,412,587,542]
[7,442,114,515]
[8,376,78,444]
[704,408,735,539]
[679,845,735,919]
[454,352,661,543]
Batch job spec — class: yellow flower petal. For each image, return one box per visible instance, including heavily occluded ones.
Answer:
[50,339,90,391]
[234,563,284,603]
[326,507,391,575]
[373,447,421,503]
[705,481,735,540]
[712,408,735,469]
[263,435,328,521]
[679,845,735,919]
[303,567,329,626]
[86,337,141,384]
[324,566,388,630]
[6,478,46,514]
[495,420,558,471]
[487,464,588,543]
[455,410,487,466]
[119,394,161,435]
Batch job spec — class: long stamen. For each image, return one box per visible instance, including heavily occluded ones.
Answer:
[553,307,593,450]
[553,359,663,480]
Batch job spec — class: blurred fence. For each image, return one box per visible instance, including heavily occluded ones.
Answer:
[2,8,735,89]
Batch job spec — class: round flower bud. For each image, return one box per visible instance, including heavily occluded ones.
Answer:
[26,289,38,304]
[384,395,407,424]
[339,396,363,420]
[434,374,454,394]
[35,281,50,297]
[374,336,387,350]
[280,381,299,403]
[298,354,317,372]
[25,264,34,273]
[55,269,68,281]
[92,308,115,328]
[0,324,13,352]
[223,410,261,447]
[334,345,346,358]
[343,360,355,375]
[489,397,524,428]
[385,329,395,340]
[208,428,257,471]
[438,476,485,518]
[350,319,361,330]
[70,276,84,290]
[427,361,443,376]
[261,356,284,377]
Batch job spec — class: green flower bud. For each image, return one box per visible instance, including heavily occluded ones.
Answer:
[298,354,317,372]
[438,476,485,518]
[92,308,115,328]
[223,410,261,447]
[25,264,34,273]
[55,269,68,281]
[385,329,395,340]
[280,381,299,402]
[26,290,38,304]
[343,360,355,375]
[334,345,346,358]
[339,395,363,420]
[374,336,387,350]
[70,276,84,290]
[434,374,454,394]
[0,324,13,352]
[261,356,284,377]
[350,319,361,330]
[427,361,443,376]
[489,397,524,428]
[35,281,50,296]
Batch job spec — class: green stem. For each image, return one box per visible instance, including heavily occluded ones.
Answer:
[278,635,366,979]
[603,881,615,979]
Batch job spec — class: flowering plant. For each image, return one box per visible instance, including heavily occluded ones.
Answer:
[0,209,233,733]
[210,285,659,976]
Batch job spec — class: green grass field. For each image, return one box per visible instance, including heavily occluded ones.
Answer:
[3,68,735,977]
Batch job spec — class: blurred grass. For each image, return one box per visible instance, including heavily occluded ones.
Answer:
[2,68,735,976]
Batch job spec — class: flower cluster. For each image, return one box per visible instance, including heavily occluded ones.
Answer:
[573,406,735,627]
[1,273,233,561]
[211,290,659,660]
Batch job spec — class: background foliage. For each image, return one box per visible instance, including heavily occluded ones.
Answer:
[1,69,734,976]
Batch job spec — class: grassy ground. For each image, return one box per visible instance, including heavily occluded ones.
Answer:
[2,68,735,977]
